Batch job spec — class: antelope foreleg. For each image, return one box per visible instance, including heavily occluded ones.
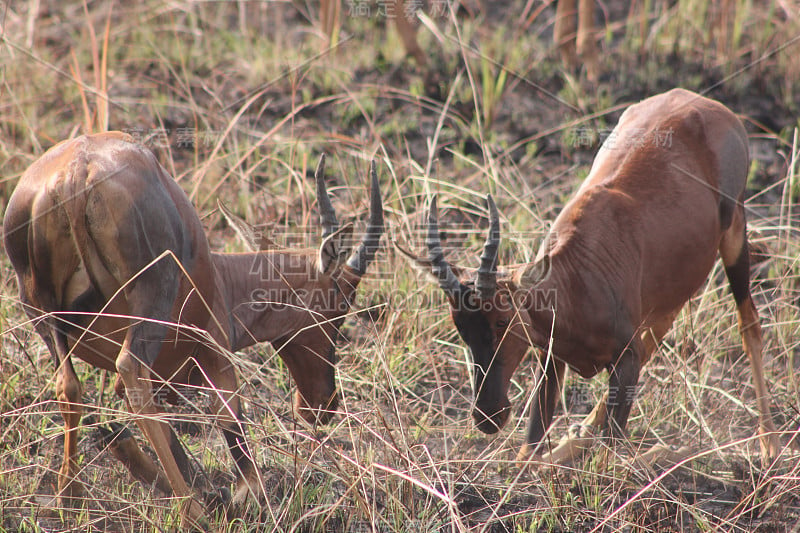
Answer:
[606,342,641,440]
[576,0,598,80]
[95,419,203,496]
[208,365,263,510]
[517,356,565,464]
[222,423,260,508]
[394,0,428,66]
[554,0,578,68]
[95,423,172,494]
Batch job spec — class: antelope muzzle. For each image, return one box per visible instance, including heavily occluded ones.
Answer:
[472,395,512,434]
[295,389,339,425]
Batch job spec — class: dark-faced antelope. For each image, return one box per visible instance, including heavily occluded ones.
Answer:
[3,132,384,522]
[402,88,781,466]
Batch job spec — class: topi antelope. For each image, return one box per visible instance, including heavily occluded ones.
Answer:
[554,0,599,81]
[401,88,782,467]
[3,132,384,522]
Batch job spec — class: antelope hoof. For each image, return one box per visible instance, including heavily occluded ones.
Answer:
[57,476,86,509]
[203,486,232,518]
[516,444,565,472]
[758,428,781,464]
[231,474,263,508]
[296,392,339,426]
[180,497,210,531]
[515,444,541,467]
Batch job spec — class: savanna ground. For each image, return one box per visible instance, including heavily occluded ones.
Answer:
[1,1,800,531]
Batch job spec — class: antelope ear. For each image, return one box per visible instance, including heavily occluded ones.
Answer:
[318,222,354,274]
[218,200,258,251]
[218,200,278,251]
[394,239,470,281]
[393,239,431,271]
[517,254,551,287]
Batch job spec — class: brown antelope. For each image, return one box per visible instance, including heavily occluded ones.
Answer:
[554,0,599,81]
[401,88,782,467]
[320,0,427,66]
[554,1,740,82]
[3,132,384,522]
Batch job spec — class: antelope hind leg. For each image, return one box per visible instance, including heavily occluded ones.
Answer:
[632,445,696,471]
[55,353,85,508]
[543,392,608,465]
[720,213,781,462]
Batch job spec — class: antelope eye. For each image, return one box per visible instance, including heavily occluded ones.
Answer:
[496,319,509,329]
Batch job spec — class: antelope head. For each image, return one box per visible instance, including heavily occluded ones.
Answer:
[219,155,384,425]
[400,195,550,434]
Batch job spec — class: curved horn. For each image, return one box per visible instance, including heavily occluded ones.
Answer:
[346,160,385,275]
[426,195,463,299]
[315,153,339,238]
[476,194,500,299]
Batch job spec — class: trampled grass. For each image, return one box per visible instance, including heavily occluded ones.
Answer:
[1,1,800,531]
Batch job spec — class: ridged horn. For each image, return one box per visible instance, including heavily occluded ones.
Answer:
[476,194,500,299]
[426,195,462,299]
[346,160,385,275]
[315,153,339,238]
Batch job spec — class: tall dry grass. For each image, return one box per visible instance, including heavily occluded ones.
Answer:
[1,1,799,531]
